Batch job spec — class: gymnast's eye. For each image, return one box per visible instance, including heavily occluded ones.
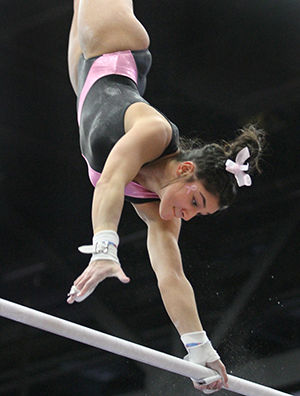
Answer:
[192,198,198,207]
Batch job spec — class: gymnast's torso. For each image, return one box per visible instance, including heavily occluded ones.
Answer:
[77,49,179,203]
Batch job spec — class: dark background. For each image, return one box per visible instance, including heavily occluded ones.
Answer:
[0,1,299,395]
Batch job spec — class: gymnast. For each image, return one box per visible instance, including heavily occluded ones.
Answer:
[66,0,265,392]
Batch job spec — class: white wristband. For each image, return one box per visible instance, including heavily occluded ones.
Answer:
[78,230,120,265]
[181,331,220,366]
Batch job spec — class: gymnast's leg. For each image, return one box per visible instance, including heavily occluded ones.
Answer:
[77,0,149,57]
[68,0,82,93]
[68,0,150,93]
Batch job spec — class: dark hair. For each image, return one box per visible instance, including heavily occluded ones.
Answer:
[176,125,266,209]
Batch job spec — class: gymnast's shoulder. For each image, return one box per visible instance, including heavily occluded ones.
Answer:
[124,102,172,137]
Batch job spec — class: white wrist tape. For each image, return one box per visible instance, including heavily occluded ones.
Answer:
[181,331,220,366]
[78,230,120,265]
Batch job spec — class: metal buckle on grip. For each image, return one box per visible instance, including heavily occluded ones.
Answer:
[94,240,115,254]
[101,241,109,254]
[94,241,107,254]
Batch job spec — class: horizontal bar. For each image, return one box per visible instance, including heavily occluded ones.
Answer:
[0,298,291,396]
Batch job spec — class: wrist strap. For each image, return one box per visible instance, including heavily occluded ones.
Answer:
[181,330,209,348]
[181,331,220,365]
[78,230,120,264]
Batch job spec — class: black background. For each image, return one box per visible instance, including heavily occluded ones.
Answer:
[0,1,299,395]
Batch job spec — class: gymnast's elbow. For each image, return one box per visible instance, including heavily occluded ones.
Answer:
[156,268,187,288]
[155,270,196,316]
[94,168,128,191]
[93,176,127,206]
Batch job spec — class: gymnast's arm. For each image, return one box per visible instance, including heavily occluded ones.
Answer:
[133,200,203,334]
[92,115,171,233]
[67,115,172,303]
[133,200,228,391]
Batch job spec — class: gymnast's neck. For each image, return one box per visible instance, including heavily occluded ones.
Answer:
[133,153,180,198]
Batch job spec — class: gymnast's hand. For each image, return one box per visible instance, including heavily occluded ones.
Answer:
[193,359,228,393]
[181,331,229,393]
[67,230,130,304]
[67,259,130,304]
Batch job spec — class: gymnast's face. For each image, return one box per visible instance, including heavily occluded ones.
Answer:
[159,162,220,221]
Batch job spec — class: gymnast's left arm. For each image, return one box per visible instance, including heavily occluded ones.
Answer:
[133,201,228,392]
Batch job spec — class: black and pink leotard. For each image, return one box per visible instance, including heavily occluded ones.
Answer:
[77,49,179,203]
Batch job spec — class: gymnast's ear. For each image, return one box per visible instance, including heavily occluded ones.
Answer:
[176,161,195,177]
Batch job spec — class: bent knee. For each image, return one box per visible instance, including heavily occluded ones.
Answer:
[78,14,149,58]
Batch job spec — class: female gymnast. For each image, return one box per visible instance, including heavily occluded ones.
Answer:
[66,0,265,392]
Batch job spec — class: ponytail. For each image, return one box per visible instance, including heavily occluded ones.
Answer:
[176,124,266,208]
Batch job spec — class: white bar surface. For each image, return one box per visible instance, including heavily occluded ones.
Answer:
[0,298,292,396]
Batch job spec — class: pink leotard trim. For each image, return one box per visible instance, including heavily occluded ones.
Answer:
[82,155,159,200]
[77,50,138,125]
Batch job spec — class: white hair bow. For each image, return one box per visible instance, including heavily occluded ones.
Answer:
[225,147,252,187]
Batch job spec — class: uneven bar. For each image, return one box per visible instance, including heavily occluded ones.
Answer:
[0,298,291,396]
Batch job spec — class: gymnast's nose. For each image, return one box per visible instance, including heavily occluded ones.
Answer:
[182,207,197,221]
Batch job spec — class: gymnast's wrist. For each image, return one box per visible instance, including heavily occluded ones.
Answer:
[78,230,120,265]
[181,330,220,365]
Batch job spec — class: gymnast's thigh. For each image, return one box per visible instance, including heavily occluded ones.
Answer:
[77,0,150,59]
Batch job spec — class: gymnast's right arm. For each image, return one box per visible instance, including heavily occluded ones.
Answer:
[67,114,171,304]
